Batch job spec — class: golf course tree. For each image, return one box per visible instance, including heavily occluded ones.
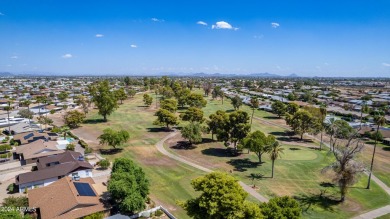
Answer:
[322,135,364,202]
[271,100,286,118]
[127,89,136,98]
[216,110,251,152]
[231,95,243,110]
[115,87,127,104]
[187,93,207,108]
[259,196,301,219]
[63,110,86,129]
[249,97,259,127]
[325,119,354,152]
[269,141,283,178]
[367,111,387,189]
[160,98,178,112]
[89,80,119,121]
[76,95,90,114]
[159,86,174,100]
[319,105,327,150]
[212,86,224,103]
[98,128,130,149]
[143,94,153,107]
[176,88,191,108]
[202,81,212,96]
[286,102,299,116]
[180,107,204,123]
[153,109,178,130]
[242,131,277,163]
[207,110,228,141]
[181,122,204,145]
[285,109,321,140]
[108,158,149,214]
[179,172,263,219]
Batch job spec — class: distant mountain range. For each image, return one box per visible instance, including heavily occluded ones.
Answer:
[0,71,300,78]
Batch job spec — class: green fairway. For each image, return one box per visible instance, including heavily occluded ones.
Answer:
[79,90,390,219]
[79,93,204,218]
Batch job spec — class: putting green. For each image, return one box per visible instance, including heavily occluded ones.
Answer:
[280,146,318,160]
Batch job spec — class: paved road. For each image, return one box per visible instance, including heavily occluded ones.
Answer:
[352,205,390,219]
[155,130,268,203]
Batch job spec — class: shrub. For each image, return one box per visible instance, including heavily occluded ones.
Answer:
[98,159,110,169]
[79,139,88,148]
[84,146,92,154]
[2,196,28,207]
[7,183,15,193]
[0,144,12,151]
[51,127,61,133]
[66,143,76,151]
[0,152,12,158]
[155,209,164,217]
[371,131,384,141]
[9,139,15,145]
[82,212,104,219]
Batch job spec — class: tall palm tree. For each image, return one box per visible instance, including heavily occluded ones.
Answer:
[269,141,283,178]
[326,117,337,151]
[367,113,386,189]
[319,105,327,151]
[4,101,12,133]
[360,95,371,130]
[22,100,32,128]
[250,97,259,129]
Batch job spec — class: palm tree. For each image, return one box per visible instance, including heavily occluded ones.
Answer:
[4,101,12,133]
[326,117,337,151]
[250,97,259,129]
[61,126,70,140]
[269,141,283,178]
[360,95,371,129]
[319,105,327,151]
[367,113,386,189]
[22,100,32,128]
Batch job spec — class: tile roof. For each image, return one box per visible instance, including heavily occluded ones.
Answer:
[16,160,93,185]
[28,177,106,219]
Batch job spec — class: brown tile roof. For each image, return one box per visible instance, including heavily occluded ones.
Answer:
[28,177,106,219]
[15,140,64,160]
[13,131,51,145]
[36,151,82,170]
[16,160,93,185]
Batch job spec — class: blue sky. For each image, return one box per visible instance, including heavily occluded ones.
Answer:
[1,0,390,77]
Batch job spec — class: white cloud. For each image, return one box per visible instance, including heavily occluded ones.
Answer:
[130,44,137,48]
[95,34,104,38]
[151,18,164,22]
[62,54,73,59]
[197,21,207,26]
[211,21,238,30]
[382,62,390,67]
[253,35,264,39]
[271,22,280,28]
[10,56,18,59]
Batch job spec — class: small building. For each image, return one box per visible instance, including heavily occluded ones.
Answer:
[15,152,93,193]
[15,140,64,164]
[28,176,106,219]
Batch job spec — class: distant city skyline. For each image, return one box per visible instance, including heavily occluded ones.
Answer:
[1,0,390,77]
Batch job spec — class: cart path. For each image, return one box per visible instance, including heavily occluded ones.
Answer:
[155,130,268,203]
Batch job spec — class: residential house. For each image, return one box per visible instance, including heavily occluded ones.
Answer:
[15,151,93,192]
[15,140,64,164]
[28,176,106,219]
[13,131,57,145]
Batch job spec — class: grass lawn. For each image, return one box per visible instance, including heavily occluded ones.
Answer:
[77,93,205,218]
[377,213,390,219]
[165,137,390,219]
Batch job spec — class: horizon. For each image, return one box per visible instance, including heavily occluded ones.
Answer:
[1,0,390,77]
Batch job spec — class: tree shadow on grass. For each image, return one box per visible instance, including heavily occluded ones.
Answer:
[269,131,286,136]
[171,141,196,150]
[201,148,239,158]
[83,118,106,124]
[201,138,215,144]
[227,158,260,172]
[382,147,390,151]
[294,190,340,213]
[264,116,280,120]
[146,127,173,132]
[100,148,123,155]
[247,172,271,180]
